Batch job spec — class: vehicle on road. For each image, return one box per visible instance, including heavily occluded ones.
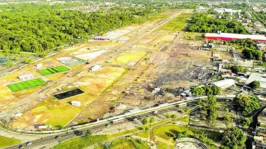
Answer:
[26,142,32,146]
[105,124,111,127]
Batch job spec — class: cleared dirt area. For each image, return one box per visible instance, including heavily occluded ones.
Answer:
[0,9,212,130]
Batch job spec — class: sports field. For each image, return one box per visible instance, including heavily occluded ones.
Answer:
[37,66,69,76]
[7,78,46,92]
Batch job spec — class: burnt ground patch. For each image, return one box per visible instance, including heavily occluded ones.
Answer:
[54,88,84,100]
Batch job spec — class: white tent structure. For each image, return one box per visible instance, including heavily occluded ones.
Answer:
[213,79,236,89]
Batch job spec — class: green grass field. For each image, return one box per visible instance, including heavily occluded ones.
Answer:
[7,78,46,92]
[0,136,21,148]
[160,13,192,31]
[37,66,69,76]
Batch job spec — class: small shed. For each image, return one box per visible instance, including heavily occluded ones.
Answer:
[36,63,43,69]
[90,65,102,72]
[71,101,81,107]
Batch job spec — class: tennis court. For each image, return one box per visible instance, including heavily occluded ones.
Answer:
[37,66,69,76]
[7,78,47,92]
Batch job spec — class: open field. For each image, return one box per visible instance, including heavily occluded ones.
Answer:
[0,9,203,131]
[37,66,69,76]
[10,67,126,129]
[159,13,192,31]
[7,78,46,92]
[0,136,21,148]
[184,32,203,40]
[111,51,147,66]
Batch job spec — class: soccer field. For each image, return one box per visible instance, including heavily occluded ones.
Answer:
[7,78,47,92]
[37,66,70,76]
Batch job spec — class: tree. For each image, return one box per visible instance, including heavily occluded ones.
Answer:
[150,116,156,123]
[191,85,221,96]
[224,115,231,124]
[212,85,221,95]
[143,117,149,125]
[5,61,14,67]
[206,95,217,123]
[240,117,252,127]
[85,129,92,136]
[24,58,34,64]
[183,130,189,137]
[242,48,262,60]
[230,65,247,74]
[222,128,246,149]
[248,81,260,90]
[236,94,260,116]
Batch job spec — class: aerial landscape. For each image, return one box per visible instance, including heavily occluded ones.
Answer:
[1,0,266,149]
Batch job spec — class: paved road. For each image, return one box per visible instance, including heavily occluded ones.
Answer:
[3,95,237,149]
[4,97,201,149]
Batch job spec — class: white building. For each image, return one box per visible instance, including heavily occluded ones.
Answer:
[36,63,43,70]
[71,101,81,107]
[213,79,236,89]
[246,73,266,89]
[18,74,34,81]
[90,65,102,72]
[214,8,241,14]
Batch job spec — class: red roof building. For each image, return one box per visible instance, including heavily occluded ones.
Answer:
[205,33,266,42]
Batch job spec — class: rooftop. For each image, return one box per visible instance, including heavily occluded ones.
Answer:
[205,33,266,41]
[246,73,266,89]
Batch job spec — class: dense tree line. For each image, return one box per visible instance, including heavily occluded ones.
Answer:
[187,13,247,34]
[191,85,221,96]
[0,3,164,55]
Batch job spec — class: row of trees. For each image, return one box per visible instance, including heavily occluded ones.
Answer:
[191,85,221,96]
[187,13,247,34]
[225,39,257,50]
[205,95,217,123]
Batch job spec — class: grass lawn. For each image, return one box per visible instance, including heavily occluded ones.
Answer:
[37,66,69,76]
[134,130,150,138]
[54,135,108,149]
[160,13,192,31]
[109,139,135,149]
[184,32,203,40]
[0,136,21,148]
[157,141,174,149]
[147,11,172,22]
[154,124,192,141]
[7,78,46,92]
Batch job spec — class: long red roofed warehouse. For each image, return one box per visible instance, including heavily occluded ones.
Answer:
[205,33,266,42]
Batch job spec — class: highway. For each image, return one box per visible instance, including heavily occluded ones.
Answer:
[4,95,237,149]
